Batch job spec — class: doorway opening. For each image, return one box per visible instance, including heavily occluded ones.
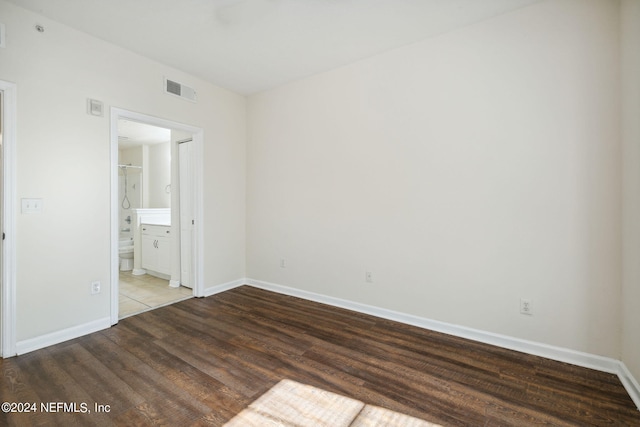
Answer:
[110,109,204,324]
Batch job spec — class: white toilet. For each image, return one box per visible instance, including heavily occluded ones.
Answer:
[119,237,134,271]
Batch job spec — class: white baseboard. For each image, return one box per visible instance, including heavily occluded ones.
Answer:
[618,362,640,410]
[245,278,640,410]
[12,278,246,356]
[11,278,639,411]
[16,317,111,355]
[203,278,247,298]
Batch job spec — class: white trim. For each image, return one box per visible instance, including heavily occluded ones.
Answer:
[15,318,111,355]
[110,108,204,324]
[203,278,247,297]
[1,80,17,358]
[192,135,205,298]
[618,362,640,410]
[110,111,119,324]
[245,278,640,410]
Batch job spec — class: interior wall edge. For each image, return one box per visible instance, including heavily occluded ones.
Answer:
[618,361,640,411]
[203,278,248,298]
[620,0,640,391]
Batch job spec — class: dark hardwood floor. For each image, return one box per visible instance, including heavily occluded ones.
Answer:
[1,285,638,426]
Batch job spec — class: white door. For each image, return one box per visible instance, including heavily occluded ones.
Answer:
[0,80,17,355]
[0,90,3,355]
[179,140,194,289]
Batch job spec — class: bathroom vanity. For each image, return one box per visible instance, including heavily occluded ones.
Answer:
[141,224,172,276]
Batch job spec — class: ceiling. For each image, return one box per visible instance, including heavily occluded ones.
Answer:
[8,0,541,95]
[118,119,171,149]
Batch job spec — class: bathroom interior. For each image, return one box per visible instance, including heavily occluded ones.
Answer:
[117,119,193,318]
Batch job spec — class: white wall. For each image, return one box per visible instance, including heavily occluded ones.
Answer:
[119,146,143,170]
[147,142,171,208]
[1,0,634,373]
[247,0,622,357]
[621,0,640,384]
[0,0,246,343]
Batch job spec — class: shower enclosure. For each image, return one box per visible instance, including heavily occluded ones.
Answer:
[118,164,142,239]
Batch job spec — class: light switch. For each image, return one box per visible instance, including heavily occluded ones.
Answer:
[21,198,43,214]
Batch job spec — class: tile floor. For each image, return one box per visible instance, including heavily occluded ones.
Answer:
[118,271,193,319]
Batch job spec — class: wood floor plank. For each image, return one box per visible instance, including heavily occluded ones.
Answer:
[81,333,213,416]
[0,354,66,427]
[1,285,638,426]
[12,349,116,426]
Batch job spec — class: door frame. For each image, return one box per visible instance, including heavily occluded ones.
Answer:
[1,80,17,357]
[110,108,204,325]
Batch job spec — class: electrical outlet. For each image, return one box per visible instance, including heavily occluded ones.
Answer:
[520,298,533,315]
[91,281,101,295]
[280,259,286,268]
[365,271,373,283]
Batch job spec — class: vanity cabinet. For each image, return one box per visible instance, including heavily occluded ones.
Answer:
[141,224,171,275]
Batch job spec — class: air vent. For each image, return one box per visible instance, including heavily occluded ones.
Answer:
[164,78,197,103]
